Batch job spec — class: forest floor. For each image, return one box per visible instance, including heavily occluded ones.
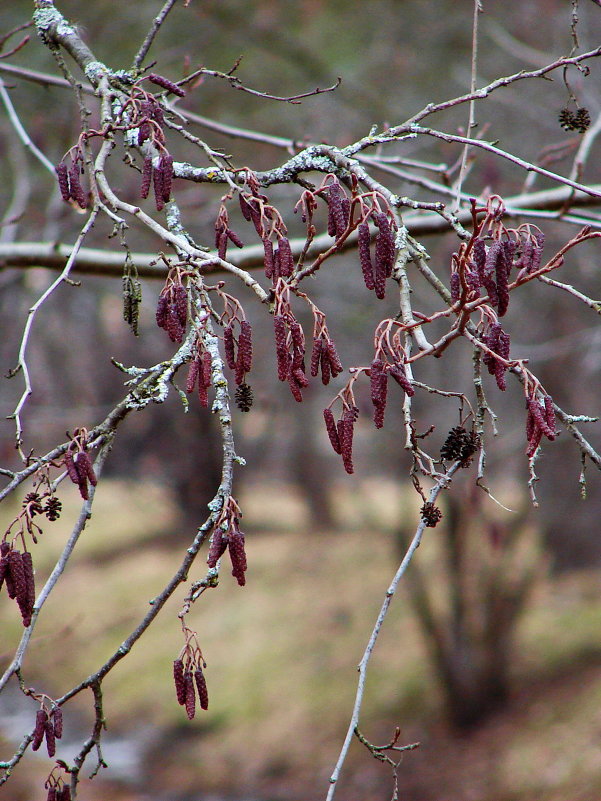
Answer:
[1,478,601,801]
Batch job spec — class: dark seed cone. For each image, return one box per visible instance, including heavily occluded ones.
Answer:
[173,659,187,705]
[223,325,237,370]
[238,321,253,373]
[184,670,196,720]
[559,107,576,131]
[235,383,254,412]
[207,528,227,568]
[310,338,323,377]
[388,363,415,397]
[228,528,247,586]
[44,719,56,757]
[421,502,442,528]
[440,426,481,466]
[51,706,63,739]
[31,709,48,751]
[357,222,375,291]
[55,162,70,202]
[574,107,591,134]
[323,408,341,454]
[194,668,209,710]
[148,73,186,97]
[140,157,153,199]
[186,358,199,393]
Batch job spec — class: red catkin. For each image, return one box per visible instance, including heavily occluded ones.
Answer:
[323,408,341,454]
[184,670,196,720]
[207,528,227,568]
[31,709,48,751]
[310,338,323,377]
[223,325,237,370]
[186,359,199,393]
[147,73,186,97]
[194,668,209,710]
[140,156,153,199]
[237,320,253,373]
[55,162,70,202]
[389,363,415,396]
[228,528,247,585]
[358,222,375,291]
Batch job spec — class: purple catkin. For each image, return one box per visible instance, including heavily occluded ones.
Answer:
[271,245,281,281]
[274,316,291,381]
[326,339,343,376]
[323,408,341,454]
[310,338,323,377]
[160,154,173,202]
[184,670,196,720]
[292,367,309,388]
[358,222,374,291]
[288,371,304,402]
[465,269,481,294]
[44,719,56,757]
[389,363,415,396]
[186,359,199,393]
[20,551,35,626]
[227,228,245,249]
[51,707,63,739]
[155,292,169,328]
[194,668,209,710]
[140,156,153,199]
[544,395,556,433]
[277,236,294,277]
[201,351,212,388]
[31,709,48,751]
[148,73,186,97]
[207,528,228,568]
[197,381,209,408]
[530,232,545,272]
[239,192,252,221]
[228,528,247,585]
[165,308,184,343]
[173,659,187,705]
[291,342,305,373]
[68,161,87,210]
[64,450,81,487]
[320,345,331,386]
[472,237,487,279]
[374,212,395,277]
[8,550,26,606]
[238,321,253,373]
[55,162,70,202]
[527,397,555,440]
[373,249,387,300]
[340,409,356,474]
[77,452,97,486]
[327,181,348,239]
[370,359,388,428]
[60,786,72,801]
[0,554,7,593]
[223,325,237,370]
[152,165,165,211]
[341,197,351,232]
[47,787,57,801]
[137,116,151,147]
[495,242,513,317]
[483,242,501,308]
[173,285,188,327]
[263,238,274,279]
[289,319,304,353]
[450,271,460,302]
[217,230,228,260]
[525,406,535,442]
[526,426,544,458]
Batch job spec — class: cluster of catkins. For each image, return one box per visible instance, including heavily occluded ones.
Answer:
[310,332,344,386]
[0,542,35,626]
[223,320,253,386]
[369,357,415,429]
[64,447,97,501]
[156,282,188,342]
[237,188,296,281]
[214,205,245,260]
[357,212,397,299]
[207,518,247,585]
[323,405,359,474]
[55,151,87,210]
[525,393,556,457]
[140,152,174,212]
[44,781,71,801]
[186,347,213,408]
[32,705,63,758]
[173,658,209,719]
[273,314,309,402]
